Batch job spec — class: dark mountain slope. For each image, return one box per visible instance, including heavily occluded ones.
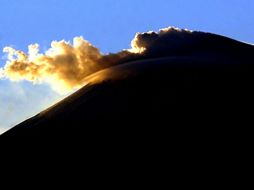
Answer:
[1,34,254,149]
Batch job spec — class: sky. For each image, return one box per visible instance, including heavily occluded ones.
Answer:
[0,0,254,134]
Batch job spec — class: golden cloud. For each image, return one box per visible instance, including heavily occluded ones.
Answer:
[1,27,196,94]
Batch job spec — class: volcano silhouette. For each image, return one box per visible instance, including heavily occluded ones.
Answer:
[1,32,254,145]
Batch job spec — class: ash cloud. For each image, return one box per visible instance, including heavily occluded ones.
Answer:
[130,27,192,54]
[1,37,106,93]
[1,26,248,93]
[0,36,137,93]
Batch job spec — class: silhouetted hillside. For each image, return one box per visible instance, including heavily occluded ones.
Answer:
[1,33,254,152]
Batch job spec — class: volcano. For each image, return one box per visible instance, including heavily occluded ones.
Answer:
[1,31,254,147]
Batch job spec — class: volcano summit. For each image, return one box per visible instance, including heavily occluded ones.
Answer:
[1,28,254,146]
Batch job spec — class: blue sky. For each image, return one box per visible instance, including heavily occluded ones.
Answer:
[0,0,253,133]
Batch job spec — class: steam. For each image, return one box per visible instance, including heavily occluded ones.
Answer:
[1,37,105,93]
[1,27,194,93]
[130,27,192,53]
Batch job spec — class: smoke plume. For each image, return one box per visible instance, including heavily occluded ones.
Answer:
[1,35,141,93]
[2,26,244,93]
[1,37,107,93]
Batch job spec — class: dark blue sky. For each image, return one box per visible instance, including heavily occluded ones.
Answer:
[0,0,253,133]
